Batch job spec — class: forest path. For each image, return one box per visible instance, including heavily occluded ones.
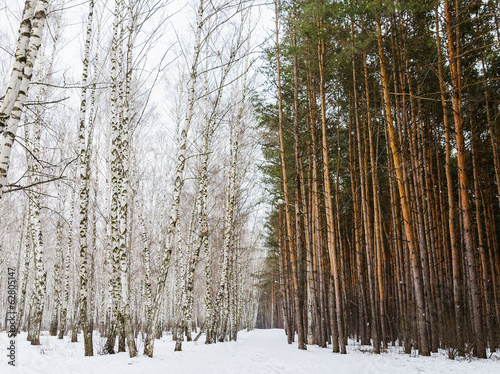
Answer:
[1,329,499,373]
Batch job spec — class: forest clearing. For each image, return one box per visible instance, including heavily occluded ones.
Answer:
[1,0,500,370]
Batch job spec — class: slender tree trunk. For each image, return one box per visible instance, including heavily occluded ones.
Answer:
[77,0,95,356]
[144,0,204,357]
[374,0,430,356]
[291,3,307,350]
[0,0,49,195]
[104,0,124,355]
[50,218,63,336]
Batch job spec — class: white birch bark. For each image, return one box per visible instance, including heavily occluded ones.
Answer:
[230,224,245,341]
[12,216,25,335]
[16,213,32,334]
[103,0,137,357]
[77,0,95,356]
[24,2,64,341]
[0,0,49,196]
[88,45,99,338]
[212,118,238,343]
[0,0,36,117]
[118,1,137,356]
[116,4,127,355]
[89,156,98,336]
[26,115,46,346]
[50,218,63,336]
[210,46,249,342]
[104,0,123,354]
[176,33,239,350]
[136,196,153,335]
[59,186,75,339]
[144,0,205,357]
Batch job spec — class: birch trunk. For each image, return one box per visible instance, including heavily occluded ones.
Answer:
[20,73,51,344]
[197,31,244,346]
[77,0,95,356]
[0,0,36,117]
[50,219,63,336]
[213,120,238,343]
[144,0,204,357]
[16,213,32,335]
[118,0,138,357]
[104,0,124,354]
[26,124,46,346]
[0,0,49,196]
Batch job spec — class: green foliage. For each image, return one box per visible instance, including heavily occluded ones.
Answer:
[255,0,500,342]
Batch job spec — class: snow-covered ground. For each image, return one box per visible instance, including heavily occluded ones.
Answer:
[1,329,499,373]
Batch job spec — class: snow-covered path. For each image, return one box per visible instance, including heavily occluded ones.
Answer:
[1,329,499,373]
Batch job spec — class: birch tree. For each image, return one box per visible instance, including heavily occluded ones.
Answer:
[175,5,251,349]
[24,110,46,346]
[104,0,137,357]
[143,0,205,357]
[0,0,50,197]
[77,0,95,357]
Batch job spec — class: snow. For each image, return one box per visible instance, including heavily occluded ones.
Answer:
[1,329,499,374]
